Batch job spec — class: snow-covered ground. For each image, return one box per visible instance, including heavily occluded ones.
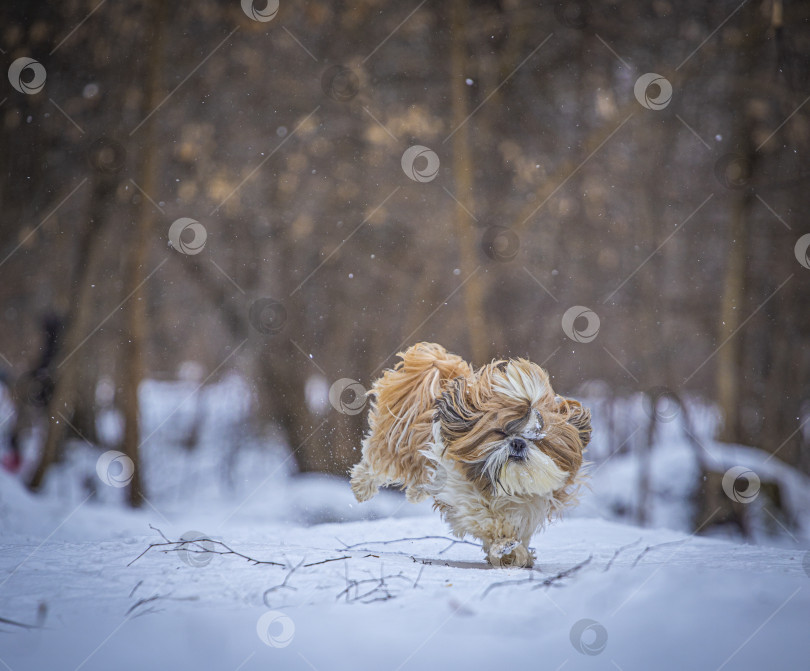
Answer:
[1,376,809,669]
[2,475,809,671]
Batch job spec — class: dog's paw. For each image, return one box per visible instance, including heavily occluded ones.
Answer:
[349,461,381,502]
[350,476,378,502]
[490,539,520,558]
[487,541,534,568]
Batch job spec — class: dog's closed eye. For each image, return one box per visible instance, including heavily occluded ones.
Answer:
[503,408,532,435]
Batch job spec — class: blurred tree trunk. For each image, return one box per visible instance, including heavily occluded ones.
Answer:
[178,252,338,475]
[119,0,167,507]
[450,0,487,363]
[758,196,806,466]
[68,348,100,444]
[743,4,807,468]
[68,394,98,444]
[28,177,114,490]
[716,4,762,445]
[256,351,315,468]
[760,310,803,463]
[636,399,657,527]
[716,173,754,444]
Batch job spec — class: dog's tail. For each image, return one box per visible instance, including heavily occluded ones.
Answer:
[387,342,468,406]
[351,343,471,500]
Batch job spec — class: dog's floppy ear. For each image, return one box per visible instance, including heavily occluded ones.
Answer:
[561,398,592,448]
[435,377,481,438]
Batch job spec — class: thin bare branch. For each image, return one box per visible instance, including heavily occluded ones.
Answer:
[336,535,480,552]
[128,580,143,598]
[149,523,172,543]
[263,558,306,607]
[0,615,39,630]
[413,565,425,589]
[632,540,687,567]
[303,556,351,567]
[482,555,593,597]
[129,528,285,568]
[604,538,643,572]
[126,593,199,617]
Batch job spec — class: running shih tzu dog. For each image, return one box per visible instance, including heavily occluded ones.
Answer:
[350,343,591,568]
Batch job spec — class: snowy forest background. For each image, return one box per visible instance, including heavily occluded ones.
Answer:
[2,0,809,538]
[1,1,810,669]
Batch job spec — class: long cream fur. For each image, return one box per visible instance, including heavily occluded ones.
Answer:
[350,342,591,568]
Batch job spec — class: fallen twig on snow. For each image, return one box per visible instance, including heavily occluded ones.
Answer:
[336,562,418,604]
[128,526,285,568]
[336,535,480,555]
[0,615,38,630]
[128,580,144,598]
[411,556,433,565]
[125,593,199,618]
[481,555,593,597]
[413,565,425,589]
[604,537,643,572]
[303,556,350,567]
[263,557,305,607]
[631,539,686,567]
[0,602,47,631]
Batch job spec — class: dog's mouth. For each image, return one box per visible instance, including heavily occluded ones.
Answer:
[485,438,570,497]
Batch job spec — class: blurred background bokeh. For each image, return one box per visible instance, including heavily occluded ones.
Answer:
[1,0,808,539]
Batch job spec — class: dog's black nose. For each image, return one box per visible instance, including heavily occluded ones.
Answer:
[510,437,527,453]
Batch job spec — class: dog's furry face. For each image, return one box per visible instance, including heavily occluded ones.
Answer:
[435,360,590,498]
